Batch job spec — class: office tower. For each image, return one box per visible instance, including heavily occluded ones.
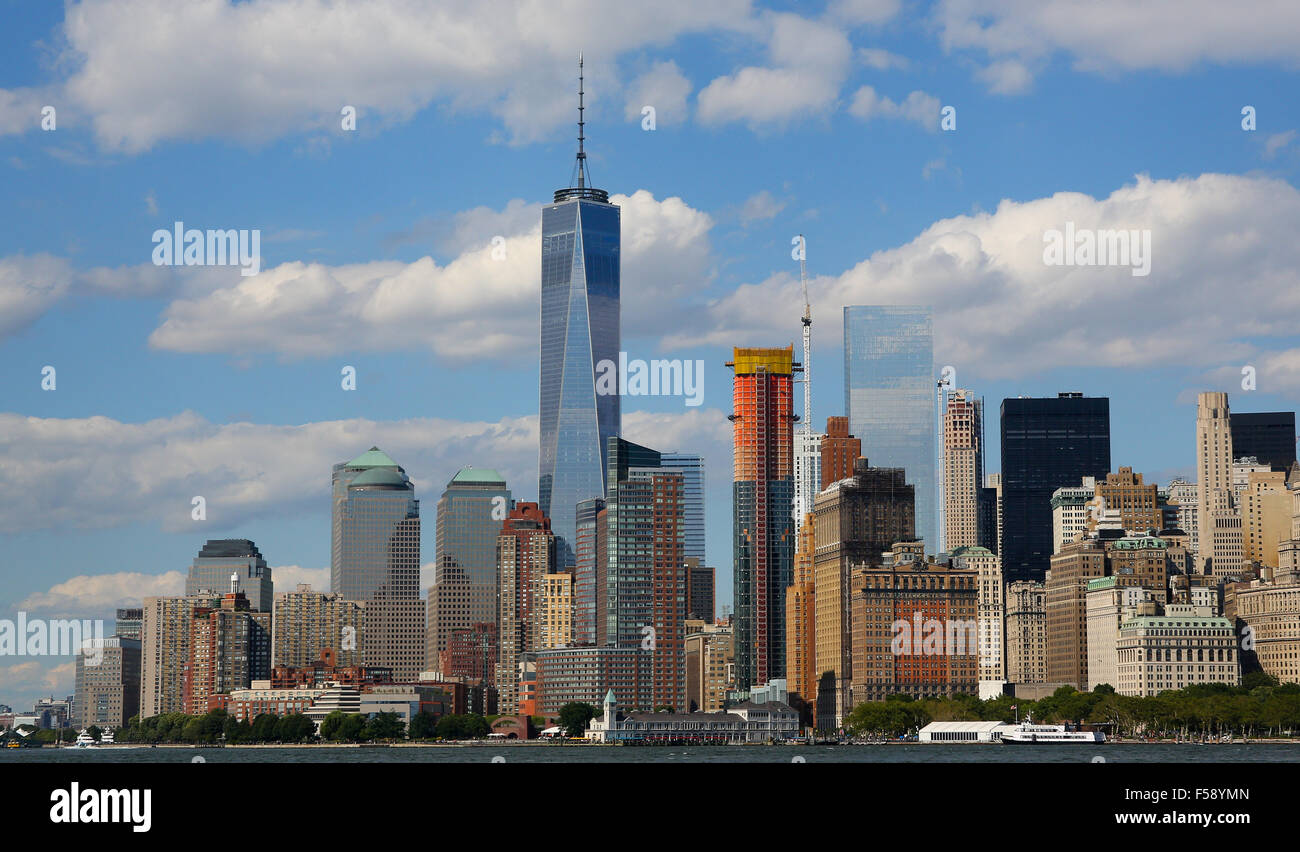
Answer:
[428,467,510,668]
[1167,478,1199,554]
[273,584,364,668]
[1243,471,1290,567]
[977,486,999,553]
[330,447,423,681]
[186,539,272,612]
[728,347,796,692]
[685,557,715,623]
[986,473,1003,557]
[851,548,978,704]
[1046,533,1170,688]
[140,594,220,717]
[605,437,687,711]
[114,608,142,641]
[1196,392,1238,575]
[843,305,936,553]
[1044,540,1107,688]
[813,458,915,727]
[539,59,621,567]
[820,416,861,488]
[661,452,705,563]
[785,513,816,709]
[441,623,498,684]
[1051,478,1098,553]
[942,389,984,551]
[74,637,140,728]
[685,621,734,713]
[183,590,271,714]
[496,502,555,713]
[1000,393,1111,583]
[1085,579,1157,691]
[540,571,575,649]
[952,546,1003,682]
[1230,411,1297,473]
[1095,467,1162,533]
[1004,580,1047,683]
[573,497,605,645]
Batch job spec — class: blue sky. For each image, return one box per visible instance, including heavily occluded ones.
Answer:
[2,0,1300,709]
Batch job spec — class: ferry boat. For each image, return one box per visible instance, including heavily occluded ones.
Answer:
[999,713,1105,744]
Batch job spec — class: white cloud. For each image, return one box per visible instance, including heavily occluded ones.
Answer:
[737,190,787,224]
[145,189,713,358]
[668,172,1300,393]
[828,0,903,25]
[1264,130,1297,160]
[936,0,1300,88]
[848,86,941,130]
[0,411,539,535]
[977,59,1034,95]
[269,565,331,593]
[18,571,186,617]
[0,660,75,695]
[697,13,853,128]
[858,47,910,71]
[2,0,763,151]
[624,61,692,126]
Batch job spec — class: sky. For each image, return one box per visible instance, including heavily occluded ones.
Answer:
[2,0,1300,711]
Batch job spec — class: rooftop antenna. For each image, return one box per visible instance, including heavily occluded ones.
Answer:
[555,54,608,203]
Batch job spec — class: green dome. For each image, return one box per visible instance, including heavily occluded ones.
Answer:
[346,446,399,469]
[451,466,506,485]
[350,467,408,488]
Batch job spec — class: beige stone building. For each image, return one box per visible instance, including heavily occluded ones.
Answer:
[539,571,574,649]
[942,389,983,550]
[1242,471,1290,568]
[953,545,1003,682]
[141,594,220,717]
[1115,606,1239,697]
[1005,580,1047,683]
[685,620,734,713]
[1084,577,1154,691]
[1196,392,1241,576]
[273,584,363,668]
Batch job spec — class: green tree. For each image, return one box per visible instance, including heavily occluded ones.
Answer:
[558,702,596,737]
[408,711,437,739]
[363,712,405,741]
[86,725,102,742]
[250,713,279,742]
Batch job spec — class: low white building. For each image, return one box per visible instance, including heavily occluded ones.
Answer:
[587,690,800,743]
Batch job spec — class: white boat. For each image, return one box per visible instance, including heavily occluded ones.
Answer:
[73,729,97,748]
[100,729,115,745]
[999,714,1104,744]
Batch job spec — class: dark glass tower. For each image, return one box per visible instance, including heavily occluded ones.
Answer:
[1230,411,1296,472]
[1000,394,1111,583]
[539,57,621,567]
[186,539,272,612]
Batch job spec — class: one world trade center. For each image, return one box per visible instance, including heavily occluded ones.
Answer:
[539,57,620,566]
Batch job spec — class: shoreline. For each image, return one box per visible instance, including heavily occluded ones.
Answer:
[46,737,1300,749]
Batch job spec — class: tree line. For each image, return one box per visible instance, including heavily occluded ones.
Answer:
[843,674,1300,738]
[114,708,498,743]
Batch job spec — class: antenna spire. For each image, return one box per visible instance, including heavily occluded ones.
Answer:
[577,53,586,189]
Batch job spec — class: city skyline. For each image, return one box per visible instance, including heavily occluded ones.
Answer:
[5,1,1300,714]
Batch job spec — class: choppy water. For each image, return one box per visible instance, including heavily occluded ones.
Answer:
[5,743,1300,763]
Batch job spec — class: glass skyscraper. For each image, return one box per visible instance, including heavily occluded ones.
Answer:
[661,452,705,564]
[330,446,424,681]
[844,306,936,554]
[538,66,620,568]
[427,467,510,669]
[1000,394,1111,582]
